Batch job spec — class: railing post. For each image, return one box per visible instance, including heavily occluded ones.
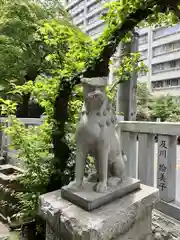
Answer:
[128,133,137,178]
[147,134,155,186]
[157,135,176,202]
[122,132,130,176]
[122,132,137,178]
[138,133,155,186]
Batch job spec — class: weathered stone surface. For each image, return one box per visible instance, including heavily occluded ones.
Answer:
[115,206,152,240]
[39,184,159,240]
[46,223,60,240]
[0,222,9,240]
[73,77,127,193]
[61,177,140,211]
[0,164,24,224]
[152,210,180,240]
[0,164,23,189]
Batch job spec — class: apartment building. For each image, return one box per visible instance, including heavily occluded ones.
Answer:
[65,0,107,38]
[65,0,180,96]
[139,25,180,96]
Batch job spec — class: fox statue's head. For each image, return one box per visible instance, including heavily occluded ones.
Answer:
[83,83,107,112]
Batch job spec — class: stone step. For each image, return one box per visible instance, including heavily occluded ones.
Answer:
[0,222,9,240]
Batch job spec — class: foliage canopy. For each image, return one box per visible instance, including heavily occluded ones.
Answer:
[1,0,180,227]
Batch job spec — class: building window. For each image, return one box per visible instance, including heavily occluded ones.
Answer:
[152,78,180,89]
[87,13,102,25]
[87,1,102,13]
[138,70,147,77]
[153,24,180,40]
[69,0,84,15]
[164,79,171,87]
[153,45,166,57]
[67,0,80,3]
[139,34,148,45]
[140,49,148,60]
[76,21,84,29]
[87,23,105,36]
[169,60,177,68]
[152,59,180,74]
[152,81,163,88]
[153,40,180,57]
[171,79,179,86]
[73,10,84,23]
[76,21,83,26]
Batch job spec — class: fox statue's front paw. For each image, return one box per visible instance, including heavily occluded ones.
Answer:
[95,182,107,193]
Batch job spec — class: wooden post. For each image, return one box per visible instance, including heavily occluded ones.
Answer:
[128,32,139,121]
[116,33,139,121]
[157,135,176,202]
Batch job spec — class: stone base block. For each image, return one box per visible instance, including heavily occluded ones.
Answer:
[61,177,140,211]
[0,222,9,240]
[39,184,159,240]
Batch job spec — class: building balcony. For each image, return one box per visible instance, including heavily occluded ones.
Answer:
[66,0,83,10]
[86,5,104,18]
[152,29,180,47]
[70,8,84,18]
[86,19,105,32]
[138,42,149,51]
[139,44,148,52]
[152,49,180,65]
[151,68,180,82]
[74,19,84,26]
[152,85,180,96]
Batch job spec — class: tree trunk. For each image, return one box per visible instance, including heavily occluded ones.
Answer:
[51,0,180,188]
[20,217,45,240]
[16,93,30,118]
[20,221,36,240]
[48,81,74,191]
[16,69,44,118]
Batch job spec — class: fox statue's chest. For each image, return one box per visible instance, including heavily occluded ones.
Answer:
[76,114,101,140]
[76,112,115,145]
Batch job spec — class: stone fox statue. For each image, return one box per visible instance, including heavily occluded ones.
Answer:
[74,77,127,193]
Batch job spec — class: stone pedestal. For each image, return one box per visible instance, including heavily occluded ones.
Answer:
[61,177,140,211]
[39,183,159,240]
[0,164,24,224]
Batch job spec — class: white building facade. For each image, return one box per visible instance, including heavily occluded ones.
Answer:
[65,0,106,39]
[139,25,180,96]
[65,0,180,96]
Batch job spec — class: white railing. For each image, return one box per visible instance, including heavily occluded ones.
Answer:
[119,121,180,220]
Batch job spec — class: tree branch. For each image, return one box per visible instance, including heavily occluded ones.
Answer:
[72,0,180,83]
[84,0,180,77]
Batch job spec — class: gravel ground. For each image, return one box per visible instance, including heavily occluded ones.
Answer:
[152,210,180,240]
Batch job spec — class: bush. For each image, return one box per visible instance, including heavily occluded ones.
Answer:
[136,83,180,122]
[150,94,180,122]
